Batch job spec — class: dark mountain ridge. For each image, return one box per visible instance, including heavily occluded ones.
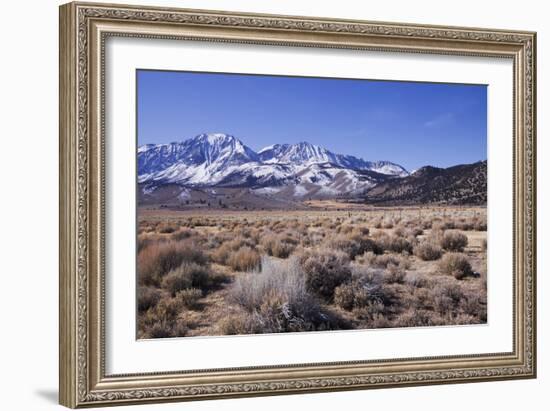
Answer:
[364,160,487,205]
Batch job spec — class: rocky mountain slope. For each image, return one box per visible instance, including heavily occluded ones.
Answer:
[364,161,487,205]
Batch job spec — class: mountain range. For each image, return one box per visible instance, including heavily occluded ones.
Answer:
[364,161,487,205]
[137,133,486,207]
[138,133,407,198]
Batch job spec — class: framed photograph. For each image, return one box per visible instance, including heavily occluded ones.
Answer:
[59,2,536,408]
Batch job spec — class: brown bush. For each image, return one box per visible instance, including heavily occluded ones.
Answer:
[440,230,468,252]
[148,321,175,338]
[333,283,356,310]
[161,262,211,296]
[171,228,195,241]
[211,237,256,265]
[137,286,161,312]
[358,252,410,269]
[177,288,203,309]
[406,273,433,289]
[158,223,177,234]
[328,234,379,259]
[414,241,443,261]
[393,225,406,237]
[432,280,465,315]
[354,301,387,323]
[147,318,188,338]
[137,241,208,286]
[473,217,487,231]
[455,219,474,231]
[405,227,424,237]
[261,233,296,258]
[299,249,351,299]
[392,309,446,328]
[217,312,256,335]
[334,279,384,312]
[210,242,233,265]
[352,226,370,236]
[227,246,261,271]
[439,253,473,279]
[138,293,188,338]
[384,263,406,284]
[382,219,394,229]
[371,232,412,254]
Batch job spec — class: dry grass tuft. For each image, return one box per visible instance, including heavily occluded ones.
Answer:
[137,240,207,286]
[227,246,262,272]
[261,233,296,258]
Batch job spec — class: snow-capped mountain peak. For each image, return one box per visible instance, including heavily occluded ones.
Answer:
[258,141,336,165]
[137,133,408,196]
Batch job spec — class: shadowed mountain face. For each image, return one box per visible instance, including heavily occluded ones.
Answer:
[364,161,487,205]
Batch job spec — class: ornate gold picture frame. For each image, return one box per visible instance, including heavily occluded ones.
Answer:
[59,1,536,408]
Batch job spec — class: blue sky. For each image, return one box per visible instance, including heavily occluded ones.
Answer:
[137,69,487,171]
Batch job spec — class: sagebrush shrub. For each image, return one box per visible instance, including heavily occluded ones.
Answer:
[147,318,187,338]
[217,312,255,335]
[392,309,446,328]
[328,234,377,259]
[439,253,473,279]
[414,241,443,261]
[333,283,356,310]
[384,263,406,284]
[432,280,465,315]
[137,286,161,312]
[158,223,177,234]
[261,233,296,258]
[473,217,487,231]
[230,257,325,333]
[440,231,468,252]
[357,252,409,269]
[171,228,194,241]
[211,237,255,265]
[177,288,203,309]
[299,249,351,299]
[161,262,211,295]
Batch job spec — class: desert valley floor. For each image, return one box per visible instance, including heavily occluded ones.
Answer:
[136,202,487,338]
